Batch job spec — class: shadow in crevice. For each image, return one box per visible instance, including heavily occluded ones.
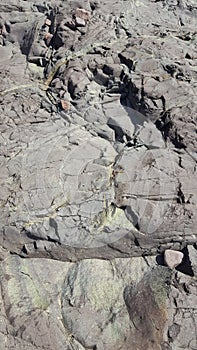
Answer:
[120,94,150,128]
[155,111,186,149]
[176,247,194,276]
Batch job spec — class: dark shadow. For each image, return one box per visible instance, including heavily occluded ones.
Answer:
[156,254,165,266]
[176,247,194,276]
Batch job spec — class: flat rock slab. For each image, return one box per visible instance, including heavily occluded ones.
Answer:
[0,45,12,61]
[114,147,196,239]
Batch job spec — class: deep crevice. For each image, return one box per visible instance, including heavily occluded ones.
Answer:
[176,247,194,276]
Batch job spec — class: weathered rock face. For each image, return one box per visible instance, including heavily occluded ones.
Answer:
[0,0,196,349]
[0,256,196,350]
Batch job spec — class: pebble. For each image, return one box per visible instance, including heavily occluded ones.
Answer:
[0,24,6,34]
[75,8,91,22]
[45,18,51,26]
[45,32,53,45]
[60,100,70,111]
[75,17,86,27]
[164,249,184,269]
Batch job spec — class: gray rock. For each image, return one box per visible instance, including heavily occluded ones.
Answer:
[75,17,86,27]
[0,45,12,61]
[61,258,159,350]
[188,245,197,276]
[0,0,196,348]
[165,271,197,350]
[105,100,135,140]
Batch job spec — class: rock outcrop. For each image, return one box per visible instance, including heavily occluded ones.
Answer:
[0,0,196,349]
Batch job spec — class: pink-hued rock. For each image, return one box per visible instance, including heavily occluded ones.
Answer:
[60,100,70,111]
[75,8,91,22]
[0,24,7,35]
[164,250,184,269]
[44,32,53,45]
[45,18,51,26]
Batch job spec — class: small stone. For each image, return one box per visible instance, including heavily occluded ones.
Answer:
[0,24,7,35]
[45,18,51,26]
[75,8,91,22]
[75,17,86,27]
[168,323,181,340]
[45,33,53,39]
[60,100,70,111]
[44,33,53,45]
[164,249,184,269]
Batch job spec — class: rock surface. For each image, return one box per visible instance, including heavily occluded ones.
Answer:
[164,249,184,269]
[0,0,196,349]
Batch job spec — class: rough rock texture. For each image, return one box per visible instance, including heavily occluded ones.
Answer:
[0,0,196,349]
